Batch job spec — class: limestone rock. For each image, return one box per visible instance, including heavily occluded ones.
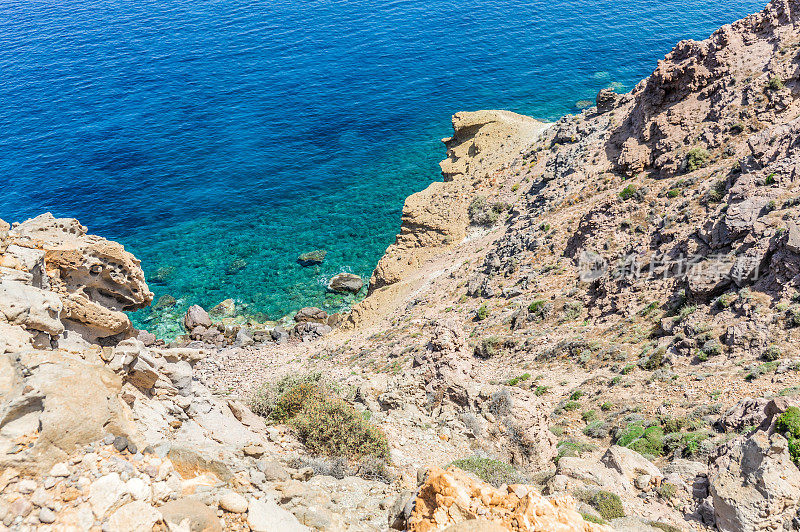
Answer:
[408,466,611,531]
[600,446,661,484]
[247,496,308,532]
[88,472,127,518]
[106,501,161,532]
[715,397,771,433]
[159,497,222,532]
[10,213,153,342]
[219,491,248,513]
[368,111,547,293]
[0,280,63,336]
[708,431,800,531]
[0,350,135,472]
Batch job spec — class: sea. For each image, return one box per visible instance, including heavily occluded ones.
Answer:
[0,0,765,336]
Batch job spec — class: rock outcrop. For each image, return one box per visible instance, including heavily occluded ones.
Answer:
[368,111,548,293]
[0,213,153,346]
[709,430,800,531]
[406,466,610,531]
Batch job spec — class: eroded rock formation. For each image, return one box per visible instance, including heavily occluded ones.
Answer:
[0,213,153,346]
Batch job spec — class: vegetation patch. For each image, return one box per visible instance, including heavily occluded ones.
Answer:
[449,457,526,487]
[250,374,390,464]
[589,491,625,520]
[619,184,638,201]
[469,196,511,226]
[474,336,502,358]
[686,147,710,172]
[776,407,800,465]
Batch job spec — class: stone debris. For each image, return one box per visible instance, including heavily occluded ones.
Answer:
[406,467,610,531]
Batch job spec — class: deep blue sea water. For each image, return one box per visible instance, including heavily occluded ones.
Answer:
[0,0,765,336]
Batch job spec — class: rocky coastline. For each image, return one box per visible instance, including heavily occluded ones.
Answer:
[4,1,800,530]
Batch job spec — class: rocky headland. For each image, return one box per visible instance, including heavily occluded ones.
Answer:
[3,1,800,530]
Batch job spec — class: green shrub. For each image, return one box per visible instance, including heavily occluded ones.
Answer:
[701,340,723,358]
[556,440,595,462]
[616,424,645,447]
[657,482,678,500]
[600,402,614,412]
[561,300,583,321]
[468,196,510,226]
[589,491,625,520]
[254,376,390,463]
[272,382,327,422]
[582,410,598,422]
[506,373,530,386]
[788,306,800,327]
[776,406,800,464]
[584,421,609,439]
[528,299,550,320]
[667,189,681,198]
[534,385,549,396]
[570,390,585,401]
[291,398,390,460]
[476,304,490,321]
[789,436,800,465]
[628,425,664,456]
[621,364,636,375]
[667,431,708,457]
[644,347,666,370]
[474,336,502,358]
[619,184,637,201]
[580,513,606,525]
[686,148,710,172]
[730,122,745,134]
[563,401,580,411]
[707,180,727,203]
[766,173,777,185]
[768,76,785,91]
[649,522,682,532]
[763,345,782,361]
[249,372,323,420]
[449,457,526,487]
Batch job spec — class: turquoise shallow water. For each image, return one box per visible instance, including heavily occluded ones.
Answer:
[0,0,765,336]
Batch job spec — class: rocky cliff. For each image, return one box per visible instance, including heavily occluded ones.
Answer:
[5,1,800,531]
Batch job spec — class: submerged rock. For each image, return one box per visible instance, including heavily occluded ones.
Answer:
[297,249,327,267]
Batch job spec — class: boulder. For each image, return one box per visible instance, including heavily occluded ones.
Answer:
[708,431,800,531]
[0,280,63,336]
[294,307,328,323]
[600,446,661,484]
[247,497,308,532]
[715,397,771,433]
[184,305,212,330]
[0,350,135,472]
[209,298,235,318]
[294,321,332,340]
[106,501,160,532]
[159,498,222,532]
[328,273,364,294]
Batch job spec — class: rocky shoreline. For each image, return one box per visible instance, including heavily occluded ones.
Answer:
[4,1,800,530]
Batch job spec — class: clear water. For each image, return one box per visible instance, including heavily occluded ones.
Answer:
[0,0,765,336]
